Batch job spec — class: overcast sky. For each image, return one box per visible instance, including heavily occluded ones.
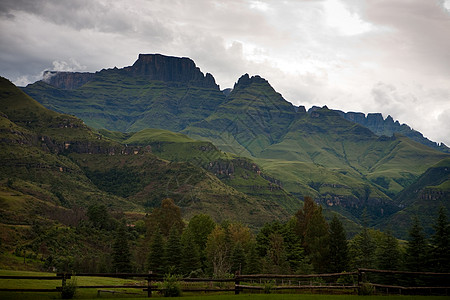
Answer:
[1,0,449,146]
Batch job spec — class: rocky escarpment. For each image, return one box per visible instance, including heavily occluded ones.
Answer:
[123,54,218,89]
[43,71,95,90]
[333,110,450,153]
[41,54,219,90]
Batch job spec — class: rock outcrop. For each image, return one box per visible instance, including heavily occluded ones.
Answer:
[334,110,450,153]
[43,71,95,90]
[42,54,219,90]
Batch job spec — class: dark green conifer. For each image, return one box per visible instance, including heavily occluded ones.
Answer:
[405,216,429,272]
[245,242,260,274]
[147,228,166,275]
[376,230,400,270]
[112,222,132,273]
[180,231,201,276]
[165,226,182,274]
[231,242,246,274]
[329,214,349,273]
[430,207,450,272]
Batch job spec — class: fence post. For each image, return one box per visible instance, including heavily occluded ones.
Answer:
[235,271,240,295]
[61,273,67,289]
[147,271,152,297]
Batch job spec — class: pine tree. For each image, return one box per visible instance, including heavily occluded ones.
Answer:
[165,226,182,274]
[329,214,349,273]
[376,230,400,270]
[180,231,201,276]
[147,228,166,275]
[405,216,429,272]
[231,242,246,274]
[304,205,330,273]
[430,206,450,272]
[349,227,376,269]
[112,222,132,273]
[245,242,260,274]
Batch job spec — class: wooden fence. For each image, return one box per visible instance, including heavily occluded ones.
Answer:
[0,269,449,297]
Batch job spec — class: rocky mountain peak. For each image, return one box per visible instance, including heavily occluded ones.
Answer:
[40,54,219,90]
[124,54,219,88]
[233,74,270,90]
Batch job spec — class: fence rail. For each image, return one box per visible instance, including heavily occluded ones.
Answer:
[1,269,449,297]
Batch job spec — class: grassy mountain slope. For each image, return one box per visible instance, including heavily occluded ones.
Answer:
[183,74,297,157]
[22,63,226,133]
[101,128,301,214]
[184,79,448,224]
[0,77,294,231]
[377,157,450,238]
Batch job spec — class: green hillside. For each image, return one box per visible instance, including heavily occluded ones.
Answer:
[183,79,448,225]
[0,77,295,231]
[377,157,450,238]
[23,62,226,133]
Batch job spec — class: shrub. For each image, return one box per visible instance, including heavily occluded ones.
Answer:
[161,273,182,297]
[61,276,77,299]
[358,282,374,296]
[263,280,275,294]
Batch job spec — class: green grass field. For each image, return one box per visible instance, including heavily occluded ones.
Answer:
[1,270,449,300]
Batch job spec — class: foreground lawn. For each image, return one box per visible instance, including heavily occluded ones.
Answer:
[0,293,449,300]
[1,270,449,299]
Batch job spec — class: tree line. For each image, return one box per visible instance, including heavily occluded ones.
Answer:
[110,197,450,277]
[16,196,448,277]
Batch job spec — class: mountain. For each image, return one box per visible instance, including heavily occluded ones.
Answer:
[377,158,450,238]
[19,54,450,234]
[333,109,450,153]
[23,54,226,133]
[184,75,448,224]
[0,76,299,230]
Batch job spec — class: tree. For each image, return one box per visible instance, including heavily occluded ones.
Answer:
[87,204,114,230]
[263,233,290,274]
[231,242,246,274]
[185,214,216,267]
[349,227,376,269]
[329,214,349,273]
[404,216,429,272]
[147,228,166,274]
[186,214,216,249]
[147,198,184,237]
[376,230,400,271]
[303,203,330,273]
[180,231,201,276]
[430,206,450,272]
[283,218,305,273]
[245,242,261,274]
[165,226,182,274]
[206,225,231,278]
[112,222,132,273]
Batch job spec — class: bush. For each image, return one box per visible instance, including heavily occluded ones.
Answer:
[61,276,77,299]
[263,280,275,294]
[161,273,182,297]
[358,282,374,296]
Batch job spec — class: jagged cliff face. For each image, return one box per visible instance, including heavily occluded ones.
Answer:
[124,54,218,88]
[42,54,219,90]
[43,71,95,90]
[334,110,450,153]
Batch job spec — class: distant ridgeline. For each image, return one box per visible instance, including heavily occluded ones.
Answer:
[19,54,450,237]
[331,108,448,153]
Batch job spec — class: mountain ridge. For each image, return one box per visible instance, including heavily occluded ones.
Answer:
[17,54,450,235]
